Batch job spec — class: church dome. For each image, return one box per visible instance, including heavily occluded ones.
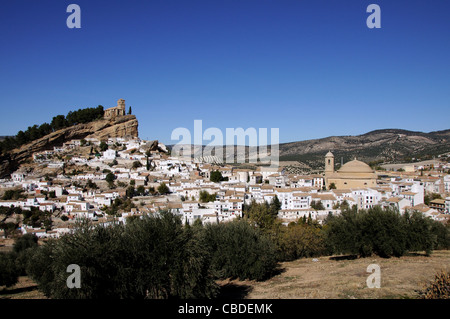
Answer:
[338,159,374,174]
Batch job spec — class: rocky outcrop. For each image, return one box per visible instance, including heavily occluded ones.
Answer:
[140,140,168,153]
[0,115,138,178]
[84,115,138,141]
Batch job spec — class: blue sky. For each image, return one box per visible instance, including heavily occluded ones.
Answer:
[1,0,449,145]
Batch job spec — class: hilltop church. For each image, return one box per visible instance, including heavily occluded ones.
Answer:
[104,98,126,119]
[324,151,378,189]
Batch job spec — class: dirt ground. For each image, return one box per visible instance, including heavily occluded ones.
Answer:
[1,250,449,299]
[0,276,46,299]
[218,250,450,299]
[0,239,14,253]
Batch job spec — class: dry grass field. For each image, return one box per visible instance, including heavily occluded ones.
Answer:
[219,250,450,299]
[1,250,449,299]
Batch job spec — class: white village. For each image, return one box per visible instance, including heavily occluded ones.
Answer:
[1,100,449,241]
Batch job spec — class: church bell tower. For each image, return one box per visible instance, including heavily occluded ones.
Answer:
[117,99,126,113]
[325,151,335,175]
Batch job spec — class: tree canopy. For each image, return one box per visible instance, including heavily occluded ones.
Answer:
[0,105,104,154]
[199,190,216,203]
[324,206,446,257]
[26,213,218,298]
[210,170,224,183]
[157,182,170,195]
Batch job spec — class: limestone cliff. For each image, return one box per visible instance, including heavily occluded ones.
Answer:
[0,115,138,178]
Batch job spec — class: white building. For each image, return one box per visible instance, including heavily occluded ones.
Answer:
[351,188,382,210]
[183,208,218,225]
[11,172,25,182]
[444,175,450,193]
[383,197,411,213]
[102,149,117,160]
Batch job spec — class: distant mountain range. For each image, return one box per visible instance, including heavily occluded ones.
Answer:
[168,128,450,171]
[278,128,450,170]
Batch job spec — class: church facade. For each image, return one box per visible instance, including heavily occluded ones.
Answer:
[324,151,378,189]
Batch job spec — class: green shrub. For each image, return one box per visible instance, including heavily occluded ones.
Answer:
[243,199,279,230]
[402,211,437,256]
[157,182,170,195]
[431,220,450,250]
[13,234,38,254]
[0,252,20,287]
[202,220,278,281]
[210,170,224,183]
[26,213,218,299]
[199,190,216,203]
[324,206,445,258]
[12,234,39,275]
[276,222,327,261]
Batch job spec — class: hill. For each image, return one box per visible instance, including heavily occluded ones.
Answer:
[278,128,450,171]
[167,128,450,171]
[0,115,138,178]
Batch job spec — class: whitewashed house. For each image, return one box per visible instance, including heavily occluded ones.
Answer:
[102,149,117,160]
